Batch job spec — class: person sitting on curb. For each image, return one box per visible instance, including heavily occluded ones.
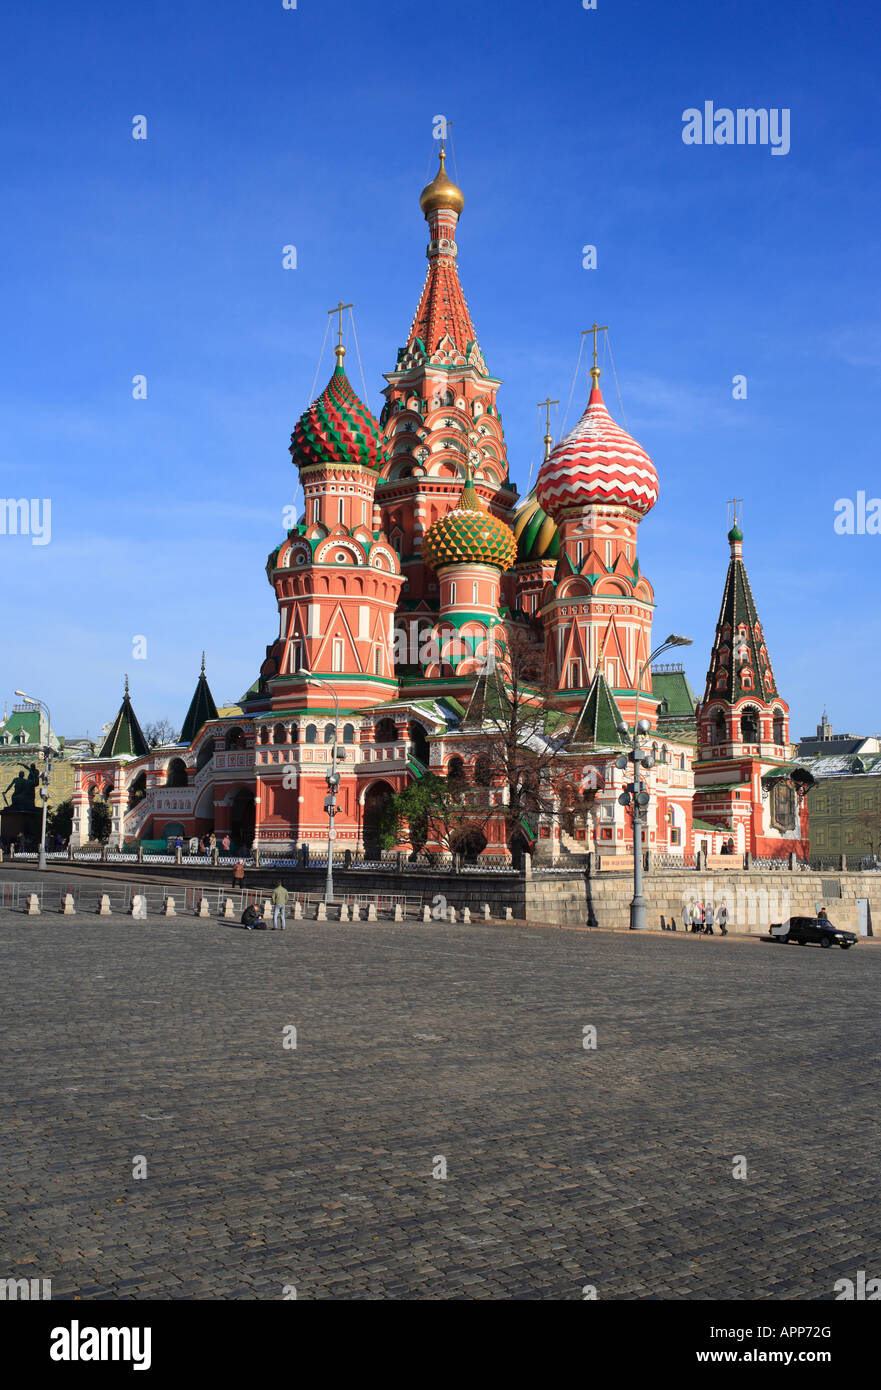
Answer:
[240,903,266,931]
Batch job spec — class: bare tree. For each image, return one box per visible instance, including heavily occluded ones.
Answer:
[144,718,179,748]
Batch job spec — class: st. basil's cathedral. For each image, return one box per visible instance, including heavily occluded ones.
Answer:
[70,148,811,863]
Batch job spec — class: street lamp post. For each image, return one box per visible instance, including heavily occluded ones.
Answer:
[615,636,692,931]
[298,671,340,904]
[15,689,53,871]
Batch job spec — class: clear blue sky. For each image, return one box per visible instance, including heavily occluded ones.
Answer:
[2,0,879,740]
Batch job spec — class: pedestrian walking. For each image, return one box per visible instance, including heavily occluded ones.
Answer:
[232,858,245,890]
[209,832,217,854]
[271,881,289,931]
[682,900,692,932]
[692,901,705,934]
[704,901,715,935]
[221,834,231,855]
[717,902,729,936]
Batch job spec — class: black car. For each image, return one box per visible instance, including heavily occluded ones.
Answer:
[767,915,858,949]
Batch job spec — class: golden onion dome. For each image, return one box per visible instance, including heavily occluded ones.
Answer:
[419,146,465,218]
[423,471,517,573]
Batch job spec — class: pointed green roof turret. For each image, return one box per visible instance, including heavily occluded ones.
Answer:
[98,676,150,759]
[704,519,779,705]
[571,669,628,746]
[180,653,219,745]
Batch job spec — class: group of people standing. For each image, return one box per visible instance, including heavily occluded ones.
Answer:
[172,832,232,856]
[683,899,729,935]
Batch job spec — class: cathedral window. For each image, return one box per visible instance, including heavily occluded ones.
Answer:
[569,660,583,688]
[472,581,479,604]
[374,647,383,675]
[740,708,760,743]
[305,724,317,744]
[449,581,457,605]
[338,499,345,525]
[343,723,355,744]
[773,710,785,745]
[332,639,344,672]
[324,724,335,744]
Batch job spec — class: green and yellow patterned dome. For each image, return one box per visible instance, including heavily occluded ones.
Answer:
[423,471,517,573]
[512,487,560,562]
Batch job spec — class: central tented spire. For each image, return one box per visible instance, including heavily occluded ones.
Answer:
[403,146,483,368]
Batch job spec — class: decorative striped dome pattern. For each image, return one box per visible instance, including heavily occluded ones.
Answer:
[512,488,560,562]
[535,384,659,520]
[423,477,517,573]
[290,364,385,472]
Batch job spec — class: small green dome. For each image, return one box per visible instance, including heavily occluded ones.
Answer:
[728,522,743,543]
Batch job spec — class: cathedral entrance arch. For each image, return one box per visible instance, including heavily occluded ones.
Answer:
[362,780,394,859]
[230,788,255,850]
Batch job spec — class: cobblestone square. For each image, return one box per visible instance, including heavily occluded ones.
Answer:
[2,909,879,1300]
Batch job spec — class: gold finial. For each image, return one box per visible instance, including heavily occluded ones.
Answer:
[328,300,354,365]
[201,651,206,676]
[124,674,129,697]
[582,322,609,386]
[537,396,559,459]
[727,497,743,528]
[419,141,465,218]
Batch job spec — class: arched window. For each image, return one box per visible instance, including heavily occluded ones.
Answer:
[225,727,245,751]
[273,723,287,745]
[375,717,397,744]
[324,724,335,744]
[196,739,214,771]
[711,710,726,746]
[260,726,271,745]
[442,389,454,406]
[773,710,785,745]
[289,722,300,743]
[166,758,188,788]
[343,723,355,744]
[305,724,317,744]
[679,753,686,771]
[474,755,492,786]
[661,745,668,764]
[447,755,465,782]
[128,772,147,809]
[740,707,760,743]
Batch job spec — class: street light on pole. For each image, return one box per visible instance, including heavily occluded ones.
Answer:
[615,635,692,931]
[297,670,339,904]
[15,689,53,870]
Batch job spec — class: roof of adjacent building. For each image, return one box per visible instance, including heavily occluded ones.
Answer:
[652,667,698,720]
[795,752,881,779]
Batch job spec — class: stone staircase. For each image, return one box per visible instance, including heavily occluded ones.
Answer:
[559,829,592,861]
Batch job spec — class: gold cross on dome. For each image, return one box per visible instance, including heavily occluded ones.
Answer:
[328,300,354,352]
[727,497,744,527]
[582,322,609,370]
[536,397,560,434]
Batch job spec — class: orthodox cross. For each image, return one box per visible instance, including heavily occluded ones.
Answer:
[537,396,560,459]
[582,322,609,371]
[328,301,354,353]
[727,497,744,527]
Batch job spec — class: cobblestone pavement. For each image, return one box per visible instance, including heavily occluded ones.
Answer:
[1,906,879,1300]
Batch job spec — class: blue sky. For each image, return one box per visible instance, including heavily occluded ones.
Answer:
[1,0,879,740]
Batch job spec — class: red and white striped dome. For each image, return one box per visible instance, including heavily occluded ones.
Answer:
[536,375,659,520]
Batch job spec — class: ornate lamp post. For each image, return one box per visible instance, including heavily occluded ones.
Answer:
[298,671,339,904]
[615,636,692,931]
[15,689,53,870]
